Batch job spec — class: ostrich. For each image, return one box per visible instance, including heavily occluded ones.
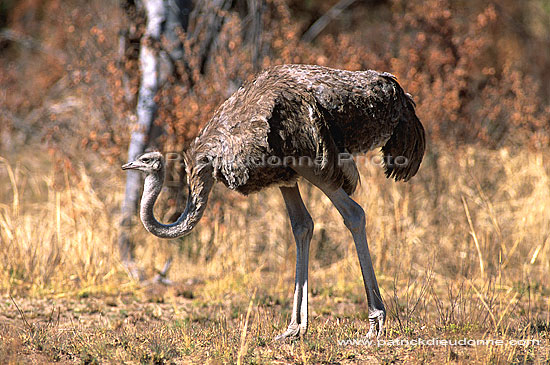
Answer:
[122,64,425,339]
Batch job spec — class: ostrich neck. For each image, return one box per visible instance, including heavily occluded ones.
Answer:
[140,165,213,239]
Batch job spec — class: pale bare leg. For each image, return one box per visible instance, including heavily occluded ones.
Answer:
[294,166,385,338]
[275,184,314,340]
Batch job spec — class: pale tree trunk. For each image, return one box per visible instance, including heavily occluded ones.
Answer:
[119,0,190,280]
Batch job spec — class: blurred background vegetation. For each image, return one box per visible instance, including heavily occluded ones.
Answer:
[1,0,549,155]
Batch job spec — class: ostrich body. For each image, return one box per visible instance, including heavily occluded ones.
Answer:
[122,64,425,339]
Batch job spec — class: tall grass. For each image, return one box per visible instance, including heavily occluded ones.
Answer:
[1,144,549,323]
[0,153,123,296]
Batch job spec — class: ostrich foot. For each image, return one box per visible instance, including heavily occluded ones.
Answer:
[274,323,306,340]
[366,310,385,339]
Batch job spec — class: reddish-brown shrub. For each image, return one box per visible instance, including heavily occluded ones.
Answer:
[1,0,548,157]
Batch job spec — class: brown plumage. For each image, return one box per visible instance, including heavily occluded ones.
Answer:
[123,64,426,339]
[187,64,425,197]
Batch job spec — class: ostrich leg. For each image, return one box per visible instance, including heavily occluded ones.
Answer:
[294,166,385,338]
[275,184,314,340]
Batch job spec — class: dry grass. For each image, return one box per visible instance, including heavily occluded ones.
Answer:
[0,143,549,363]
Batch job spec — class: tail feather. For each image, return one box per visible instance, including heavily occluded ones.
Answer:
[382,97,425,182]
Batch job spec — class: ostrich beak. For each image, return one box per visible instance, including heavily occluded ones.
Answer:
[121,161,137,170]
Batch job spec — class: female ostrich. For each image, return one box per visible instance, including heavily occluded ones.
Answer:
[122,64,425,339]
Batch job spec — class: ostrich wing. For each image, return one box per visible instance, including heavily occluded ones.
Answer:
[193,65,414,193]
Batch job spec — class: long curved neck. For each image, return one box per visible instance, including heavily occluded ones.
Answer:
[140,164,214,239]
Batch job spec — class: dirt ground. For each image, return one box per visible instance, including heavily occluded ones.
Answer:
[1,281,548,364]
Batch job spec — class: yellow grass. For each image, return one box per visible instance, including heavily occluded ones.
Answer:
[0,144,549,362]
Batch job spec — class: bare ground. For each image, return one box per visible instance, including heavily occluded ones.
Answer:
[1,280,548,364]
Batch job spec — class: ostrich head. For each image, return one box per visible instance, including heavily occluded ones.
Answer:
[121,150,213,239]
[122,151,164,175]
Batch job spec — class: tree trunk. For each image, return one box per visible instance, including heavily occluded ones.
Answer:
[119,0,190,279]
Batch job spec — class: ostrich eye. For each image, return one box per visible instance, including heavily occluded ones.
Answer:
[141,158,150,163]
